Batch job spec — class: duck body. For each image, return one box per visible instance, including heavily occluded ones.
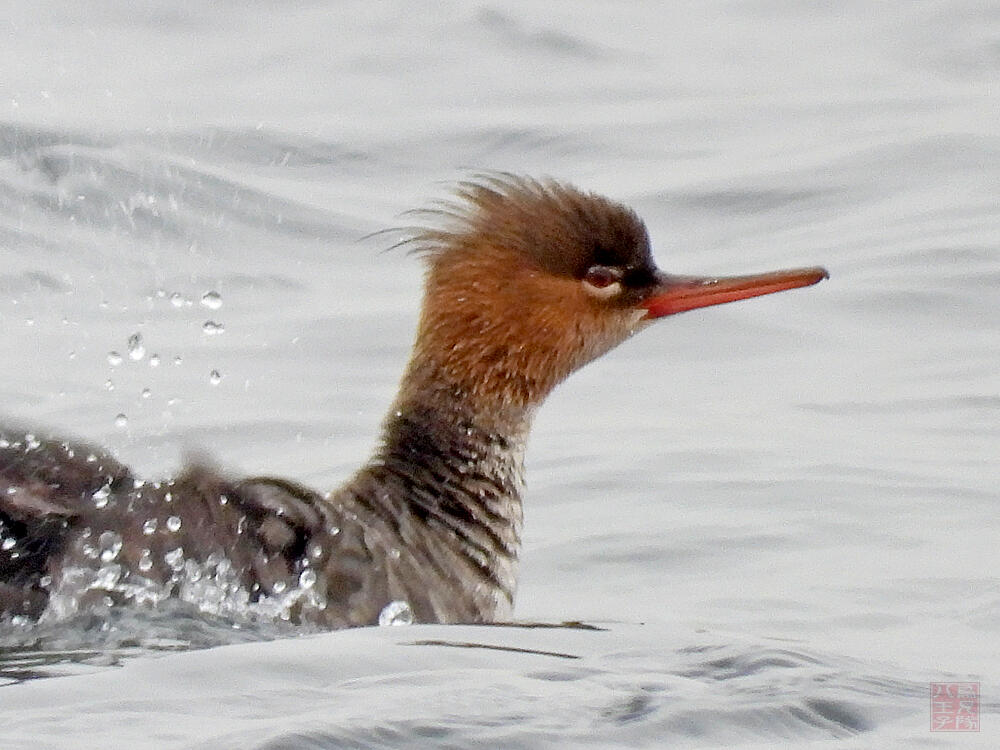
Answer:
[0,409,524,627]
[0,175,826,627]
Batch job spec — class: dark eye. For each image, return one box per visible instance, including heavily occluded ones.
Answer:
[583,265,622,288]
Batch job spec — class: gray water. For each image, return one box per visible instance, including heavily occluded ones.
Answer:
[1,1,998,747]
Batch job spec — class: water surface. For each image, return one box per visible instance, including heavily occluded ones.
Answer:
[1,1,997,747]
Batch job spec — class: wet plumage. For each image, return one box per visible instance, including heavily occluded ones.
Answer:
[0,176,827,627]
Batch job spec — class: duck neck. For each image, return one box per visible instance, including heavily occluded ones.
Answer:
[350,370,532,609]
[377,379,531,539]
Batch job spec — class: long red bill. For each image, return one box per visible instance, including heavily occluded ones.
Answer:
[640,266,828,319]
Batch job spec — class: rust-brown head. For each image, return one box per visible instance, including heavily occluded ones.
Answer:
[397,175,827,416]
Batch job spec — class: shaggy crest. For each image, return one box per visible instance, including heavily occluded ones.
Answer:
[402,174,655,280]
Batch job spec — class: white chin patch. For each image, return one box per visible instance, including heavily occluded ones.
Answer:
[626,308,652,332]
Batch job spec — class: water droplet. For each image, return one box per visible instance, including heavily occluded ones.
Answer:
[209,370,222,385]
[92,484,111,508]
[272,580,287,594]
[169,292,185,308]
[39,574,52,587]
[142,518,157,535]
[104,379,115,391]
[378,600,414,627]
[138,549,153,572]
[200,291,223,310]
[219,494,229,505]
[173,356,183,366]
[107,351,123,366]
[149,354,160,367]
[141,388,151,399]
[308,542,325,560]
[166,515,181,532]
[114,413,128,429]
[202,320,225,336]
[127,332,145,361]
[1,537,15,551]
[94,563,122,590]
[164,547,185,571]
[98,530,123,562]
[299,569,317,589]
[25,434,40,450]
[68,350,76,360]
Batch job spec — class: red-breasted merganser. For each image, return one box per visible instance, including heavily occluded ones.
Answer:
[0,176,827,627]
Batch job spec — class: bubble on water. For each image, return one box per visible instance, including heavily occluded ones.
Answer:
[138,549,153,572]
[1,537,15,551]
[114,413,128,429]
[107,351,123,366]
[200,291,223,310]
[173,356,183,366]
[272,580,287,594]
[202,320,225,336]
[166,516,182,532]
[169,292,186,308]
[209,370,222,385]
[92,484,112,508]
[25,433,40,450]
[149,354,160,367]
[142,518,157,535]
[105,379,115,391]
[299,569,317,589]
[180,560,202,584]
[378,600,414,627]
[127,332,145,361]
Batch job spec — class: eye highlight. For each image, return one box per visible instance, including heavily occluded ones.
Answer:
[582,265,623,299]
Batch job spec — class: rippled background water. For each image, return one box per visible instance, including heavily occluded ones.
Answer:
[1,1,998,747]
